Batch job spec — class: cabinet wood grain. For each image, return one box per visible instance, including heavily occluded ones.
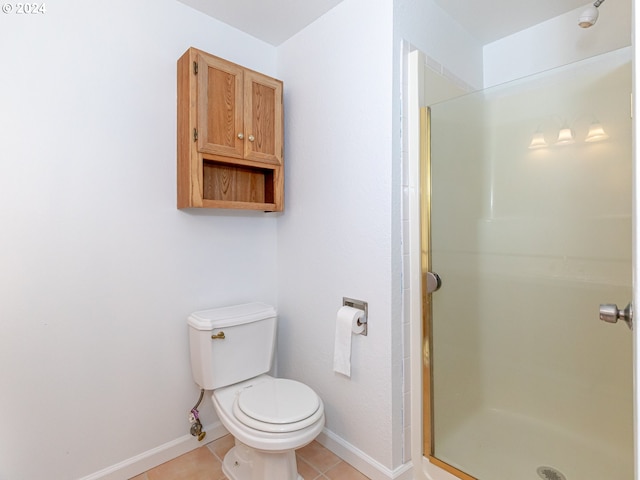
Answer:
[177,47,283,211]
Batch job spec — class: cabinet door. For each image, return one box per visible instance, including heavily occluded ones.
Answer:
[196,53,244,159]
[243,71,283,165]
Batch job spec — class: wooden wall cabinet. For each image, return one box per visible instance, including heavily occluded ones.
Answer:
[177,47,284,211]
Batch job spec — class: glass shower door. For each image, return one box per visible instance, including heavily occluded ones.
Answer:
[426,47,633,480]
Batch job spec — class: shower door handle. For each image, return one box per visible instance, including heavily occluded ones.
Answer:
[425,272,442,293]
[599,302,633,330]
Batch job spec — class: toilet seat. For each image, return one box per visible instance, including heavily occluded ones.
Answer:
[212,374,325,452]
[232,378,323,433]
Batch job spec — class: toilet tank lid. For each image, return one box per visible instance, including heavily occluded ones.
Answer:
[187,303,277,330]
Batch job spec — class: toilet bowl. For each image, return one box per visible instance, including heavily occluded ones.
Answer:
[187,303,325,480]
[212,375,325,479]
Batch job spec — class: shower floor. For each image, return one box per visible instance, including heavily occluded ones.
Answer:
[434,408,631,480]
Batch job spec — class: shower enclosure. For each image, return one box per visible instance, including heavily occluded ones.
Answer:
[422,47,633,480]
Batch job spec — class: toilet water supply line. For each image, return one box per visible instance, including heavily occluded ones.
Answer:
[189,389,206,441]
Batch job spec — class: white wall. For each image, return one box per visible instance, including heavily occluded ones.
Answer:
[273,1,483,475]
[0,1,279,479]
[395,0,484,90]
[276,0,402,473]
[484,0,632,87]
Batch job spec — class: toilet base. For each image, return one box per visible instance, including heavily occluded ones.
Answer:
[222,439,304,480]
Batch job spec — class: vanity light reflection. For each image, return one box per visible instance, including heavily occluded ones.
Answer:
[555,125,575,146]
[585,121,609,142]
[528,120,608,149]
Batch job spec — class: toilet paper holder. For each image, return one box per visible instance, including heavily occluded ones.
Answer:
[343,297,368,336]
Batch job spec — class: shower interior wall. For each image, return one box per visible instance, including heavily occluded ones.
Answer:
[404,1,633,479]
[430,48,633,478]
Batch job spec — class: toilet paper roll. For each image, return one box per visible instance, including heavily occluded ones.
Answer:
[333,306,365,378]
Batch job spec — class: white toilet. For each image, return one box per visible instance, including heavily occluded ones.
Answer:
[188,302,325,480]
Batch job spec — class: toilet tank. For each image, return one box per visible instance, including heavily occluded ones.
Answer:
[187,303,277,390]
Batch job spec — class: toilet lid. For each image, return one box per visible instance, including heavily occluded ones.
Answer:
[237,378,320,424]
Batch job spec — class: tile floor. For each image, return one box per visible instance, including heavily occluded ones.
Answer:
[130,434,370,480]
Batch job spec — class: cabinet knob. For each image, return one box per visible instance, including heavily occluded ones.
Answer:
[248,135,255,142]
[237,133,244,140]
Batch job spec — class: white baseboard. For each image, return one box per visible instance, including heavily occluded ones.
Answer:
[316,429,414,480]
[77,422,228,480]
[79,424,414,480]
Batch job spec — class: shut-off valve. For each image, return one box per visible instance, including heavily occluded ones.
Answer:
[189,389,206,442]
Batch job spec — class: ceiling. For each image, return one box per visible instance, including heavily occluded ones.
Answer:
[178,0,594,46]
[177,0,345,45]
